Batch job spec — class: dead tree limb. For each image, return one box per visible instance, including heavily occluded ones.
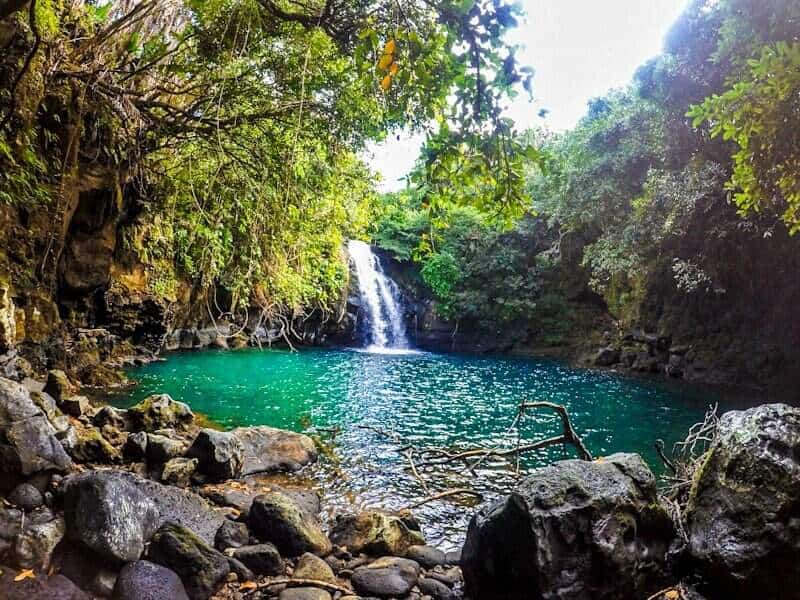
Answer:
[519,401,593,461]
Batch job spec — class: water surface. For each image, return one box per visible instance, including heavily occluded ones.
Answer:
[115,347,729,548]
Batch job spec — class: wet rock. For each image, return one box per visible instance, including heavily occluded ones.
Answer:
[13,507,65,570]
[594,346,620,367]
[123,431,148,461]
[161,457,198,487]
[200,477,321,520]
[461,452,675,600]
[43,369,75,403]
[279,589,332,600]
[406,545,446,569]
[444,549,461,566]
[93,405,130,431]
[418,576,456,600]
[128,394,194,432]
[293,552,336,583]
[248,491,331,557]
[0,567,90,600]
[214,520,250,551]
[685,403,800,600]
[231,543,283,575]
[146,433,186,464]
[60,420,120,463]
[330,511,425,556]
[147,522,231,600]
[233,426,318,475]
[0,377,72,488]
[63,470,160,562]
[351,556,420,597]
[8,482,44,511]
[113,559,190,600]
[59,395,90,418]
[186,429,244,481]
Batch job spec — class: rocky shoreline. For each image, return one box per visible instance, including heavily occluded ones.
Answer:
[1,366,799,600]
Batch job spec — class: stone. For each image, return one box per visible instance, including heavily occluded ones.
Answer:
[13,508,65,570]
[113,559,190,600]
[461,453,675,600]
[279,589,332,600]
[146,433,186,463]
[330,511,425,556]
[248,491,331,557]
[232,426,318,475]
[406,545,446,569]
[232,543,283,575]
[60,420,120,463]
[293,551,336,583]
[161,457,198,487]
[0,283,16,353]
[0,377,72,488]
[685,403,800,600]
[186,429,244,481]
[128,394,194,432]
[0,567,90,600]
[594,346,620,367]
[93,405,130,431]
[214,519,250,550]
[227,555,255,582]
[444,549,461,566]
[43,369,75,402]
[8,482,45,511]
[147,522,231,600]
[59,395,90,417]
[123,430,148,461]
[351,556,420,597]
[418,576,456,600]
[200,477,321,520]
[63,470,160,562]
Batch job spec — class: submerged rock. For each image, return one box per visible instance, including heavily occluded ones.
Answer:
[351,556,420,597]
[248,491,331,557]
[329,510,425,556]
[685,403,800,599]
[147,522,230,600]
[461,452,675,600]
[113,560,190,600]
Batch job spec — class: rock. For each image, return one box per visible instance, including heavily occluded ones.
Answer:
[60,420,120,463]
[54,540,121,597]
[232,426,317,475]
[59,395,90,418]
[0,284,16,353]
[13,508,65,570]
[418,576,456,600]
[43,370,75,402]
[330,511,425,556]
[214,520,250,551]
[279,589,332,600]
[227,555,255,582]
[8,482,45,511]
[147,522,231,600]
[351,556,420,598]
[293,552,336,583]
[128,394,194,432]
[30,390,60,422]
[161,457,198,487]
[461,452,675,600]
[685,403,800,599]
[186,429,244,481]
[0,377,73,488]
[199,476,321,520]
[123,431,148,461]
[444,549,461,566]
[231,543,283,575]
[113,560,190,600]
[0,567,90,600]
[93,405,130,431]
[63,471,160,562]
[406,545,446,569]
[594,346,620,367]
[248,491,331,557]
[146,433,186,463]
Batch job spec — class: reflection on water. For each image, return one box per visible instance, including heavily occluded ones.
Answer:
[115,347,733,549]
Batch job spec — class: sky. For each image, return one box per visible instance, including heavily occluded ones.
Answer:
[367,0,689,192]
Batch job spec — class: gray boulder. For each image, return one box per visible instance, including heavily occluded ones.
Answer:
[231,542,283,575]
[128,394,194,432]
[232,426,317,475]
[685,403,800,599]
[279,589,332,600]
[329,510,425,556]
[214,520,250,551]
[63,471,160,562]
[248,491,331,557]
[186,429,244,481]
[351,556,420,597]
[8,482,45,511]
[146,433,186,464]
[161,457,198,487]
[113,560,190,600]
[461,453,675,600]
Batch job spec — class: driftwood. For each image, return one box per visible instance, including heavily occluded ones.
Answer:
[251,577,353,595]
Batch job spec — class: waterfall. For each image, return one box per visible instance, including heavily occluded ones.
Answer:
[347,240,412,352]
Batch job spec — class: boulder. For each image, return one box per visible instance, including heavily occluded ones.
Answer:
[161,457,198,487]
[123,431,148,461]
[113,560,190,600]
[60,420,120,463]
[329,510,425,556]
[147,522,230,600]
[293,552,336,583]
[199,476,321,519]
[8,482,45,511]
[248,491,331,557]
[59,395,90,418]
[461,453,675,600]
[0,377,72,488]
[232,426,317,475]
[146,433,186,464]
[63,471,160,562]
[685,403,800,599]
[186,429,244,481]
[279,589,332,600]
[93,405,130,431]
[0,567,90,600]
[418,576,456,600]
[43,370,75,403]
[351,556,420,597]
[231,542,283,575]
[13,508,65,570]
[214,520,250,551]
[406,544,446,569]
[128,394,194,432]
[54,541,120,598]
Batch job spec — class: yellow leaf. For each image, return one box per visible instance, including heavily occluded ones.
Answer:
[380,74,393,91]
[665,591,679,600]
[14,569,35,582]
[240,581,258,590]
[383,39,396,55]
[389,62,399,75]
[378,53,393,70]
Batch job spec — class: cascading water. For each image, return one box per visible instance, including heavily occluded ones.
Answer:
[347,239,412,352]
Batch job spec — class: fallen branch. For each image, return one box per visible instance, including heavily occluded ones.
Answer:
[253,577,352,595]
